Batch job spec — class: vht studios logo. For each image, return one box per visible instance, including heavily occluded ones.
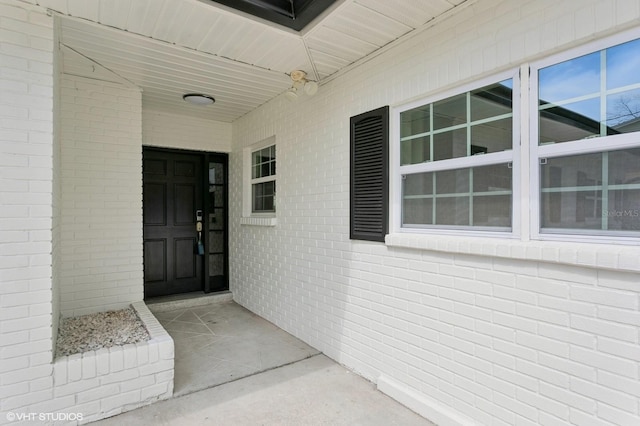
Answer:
[6,412,84,422]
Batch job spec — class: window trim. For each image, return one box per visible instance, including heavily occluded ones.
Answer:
[250,144,276,214]
[242,136,276,223]
[529,28,640,244]
[391,68,521,237]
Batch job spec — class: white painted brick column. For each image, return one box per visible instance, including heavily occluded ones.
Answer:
[59,74,143,317]
[0,0,56,420]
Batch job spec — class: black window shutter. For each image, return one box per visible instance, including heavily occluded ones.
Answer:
[350,106,389,242]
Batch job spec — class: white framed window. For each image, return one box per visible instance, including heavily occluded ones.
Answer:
[251,144,276,213]
[242,137,277,225]
[531,34,640,241]
[393,70,520,235]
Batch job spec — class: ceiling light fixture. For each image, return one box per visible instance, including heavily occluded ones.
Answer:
[183,93,216,105]
[285,70,318,101]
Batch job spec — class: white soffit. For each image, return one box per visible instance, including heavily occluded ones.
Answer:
[26,0,471,122]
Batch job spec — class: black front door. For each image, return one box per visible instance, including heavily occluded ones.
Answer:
[143,148,204,298]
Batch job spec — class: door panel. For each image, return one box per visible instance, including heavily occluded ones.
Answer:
[143,183,166,225]
[143,148,203,298]
[175,237,197,279]
[143,240,166,282]
[174,184,195,225]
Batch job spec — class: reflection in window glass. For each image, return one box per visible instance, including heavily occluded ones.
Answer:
[400,80,513,165]
[402,164,512,229]
[540,148,640,232]
[471,82,513,121]
[470,119,512,153]
[539,52,600,103]
[433,128,467,161]
[539,99,600,144]
[401,105,430,138]
[538,37,640,144]
[401,136,430,165]
[606,38,640,90]
[607,88,640,131]
[433,94,466,130]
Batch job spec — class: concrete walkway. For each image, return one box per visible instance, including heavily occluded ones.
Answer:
[93,353,433,426]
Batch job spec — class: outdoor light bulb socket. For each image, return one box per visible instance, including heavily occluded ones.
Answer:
[303,81,318,96]
[183,93,215,105]
[285,87,298,101]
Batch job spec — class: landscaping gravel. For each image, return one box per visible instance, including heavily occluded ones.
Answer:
[55,306,150,357]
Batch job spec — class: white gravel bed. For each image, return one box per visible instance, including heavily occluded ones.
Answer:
[56,306,150,358]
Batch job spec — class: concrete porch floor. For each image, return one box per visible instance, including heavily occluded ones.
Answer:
[92,298,433,425]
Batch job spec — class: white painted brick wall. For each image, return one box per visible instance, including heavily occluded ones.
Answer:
[230,0,640,425]
[142,110,232,153]
[59,74,143,317]
[0,0,55,420]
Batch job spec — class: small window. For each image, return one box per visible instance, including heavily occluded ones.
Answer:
[251,144,276,213]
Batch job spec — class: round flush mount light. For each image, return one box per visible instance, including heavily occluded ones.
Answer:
[183,93,215,105]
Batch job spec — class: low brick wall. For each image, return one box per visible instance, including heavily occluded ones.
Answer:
[52,302,173,424]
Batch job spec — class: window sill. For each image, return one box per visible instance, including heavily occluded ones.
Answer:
[240,216,277,227]
[385,233,640,273]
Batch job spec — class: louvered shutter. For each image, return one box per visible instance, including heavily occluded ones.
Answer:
[350,106,389,242]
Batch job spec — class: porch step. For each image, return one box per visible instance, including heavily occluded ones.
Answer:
[145,291,233,312]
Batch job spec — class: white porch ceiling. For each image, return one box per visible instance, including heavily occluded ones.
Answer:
[28,0,471,122]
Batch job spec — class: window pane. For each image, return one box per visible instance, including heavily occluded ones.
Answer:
[436,197,469,225]
[404,172,433,196]
[474,195,511,227]
[608,148,640,230]
[470,80,513,121]
[403,198,433,225]
[538,38,640,145]
[606,88,640,132]
[401,136,430,165]
[607,189,640,230]
[433,93,466,130]
[539,99,600,144]
[541,155,601,228]
[539,51,600,104]
[606,38,640,90]
[260,147,271,161]
[401,105,430,138]
[436,168,469,194]
[540,148,640,233]
[433,128,467,161]
[541,153,602,189]
[541,190,603,229]
[470,118,512,154]
[252,181,275,213]
[473,163,512,192]
[261,162,270,177]
[253,165,260,179]
[400,80,513,165]
[252,184,263,211]
[402,165,512,229]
